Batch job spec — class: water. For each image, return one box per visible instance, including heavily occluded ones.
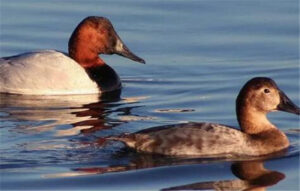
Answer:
[0,0,299,190]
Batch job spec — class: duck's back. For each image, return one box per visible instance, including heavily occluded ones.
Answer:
[0,50,99,95]
[127,122,251,156]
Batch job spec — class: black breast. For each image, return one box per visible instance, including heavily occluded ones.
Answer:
[85,65,121,93]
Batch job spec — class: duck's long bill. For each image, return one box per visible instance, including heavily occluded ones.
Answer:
[114,38,145,64]
[277,90,300,115]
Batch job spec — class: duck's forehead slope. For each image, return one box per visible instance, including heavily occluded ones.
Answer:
[81,16,112,29]
[244,77,278,90]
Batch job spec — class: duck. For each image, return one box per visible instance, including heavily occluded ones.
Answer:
[0,16,145,95]
[106,77,300,157]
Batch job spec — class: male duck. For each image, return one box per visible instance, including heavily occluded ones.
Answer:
[107,77,300,156]
[0,16,145,95]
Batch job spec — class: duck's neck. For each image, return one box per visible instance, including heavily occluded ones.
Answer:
[69,46,105,68]
[68,27,106,68]
[237,106,276,134]
[237,103,289,154]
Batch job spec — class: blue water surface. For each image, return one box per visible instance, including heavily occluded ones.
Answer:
[0,0,299,190]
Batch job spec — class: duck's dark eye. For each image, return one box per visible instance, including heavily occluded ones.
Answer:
[264,89,270,93]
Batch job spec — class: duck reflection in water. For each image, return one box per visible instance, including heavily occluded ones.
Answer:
[68,152,284,191]
[163,160,285,191]
[70,91,151,135]
[0,90,147,136]
[45,150,283,191]
[68,90,123,135]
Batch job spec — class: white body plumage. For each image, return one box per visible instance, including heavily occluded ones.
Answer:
[0,50,99,95]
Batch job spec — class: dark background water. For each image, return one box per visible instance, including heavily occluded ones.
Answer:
[0,0,299,190]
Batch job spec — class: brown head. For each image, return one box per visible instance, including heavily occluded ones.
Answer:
[68,16,145,68]
[236,77,299,134]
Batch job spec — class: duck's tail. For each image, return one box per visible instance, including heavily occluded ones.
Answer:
[98,133,136,148]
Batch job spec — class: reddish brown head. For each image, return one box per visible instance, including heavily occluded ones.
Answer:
[68,16,145,68]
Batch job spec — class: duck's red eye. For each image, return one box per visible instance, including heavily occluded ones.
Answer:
[264,89,270,93]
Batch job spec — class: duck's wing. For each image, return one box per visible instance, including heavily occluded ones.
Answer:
[0,50,98,95]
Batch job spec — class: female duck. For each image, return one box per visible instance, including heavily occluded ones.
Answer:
[107,77,300,156]
[0,16,145,95]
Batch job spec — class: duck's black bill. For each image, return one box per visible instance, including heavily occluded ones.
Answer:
[277,91,300,115]
[116,44,145,64]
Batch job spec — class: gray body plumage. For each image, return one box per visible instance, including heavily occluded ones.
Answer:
[109,122,288,156]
